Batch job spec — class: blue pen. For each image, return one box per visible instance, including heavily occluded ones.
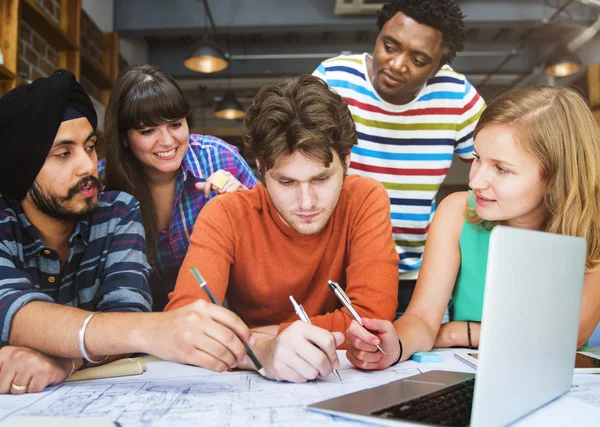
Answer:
[289,295,342,382]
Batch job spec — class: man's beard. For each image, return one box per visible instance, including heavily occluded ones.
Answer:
[29,176,100,222]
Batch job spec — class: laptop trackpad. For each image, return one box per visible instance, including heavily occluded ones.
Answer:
[310,371,475,416]
[311,377,444,415]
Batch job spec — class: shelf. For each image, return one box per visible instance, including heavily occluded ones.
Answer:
[80,51,113,89]
[1,0,119,102]
[0,64,16,81]
[21,0,76,52]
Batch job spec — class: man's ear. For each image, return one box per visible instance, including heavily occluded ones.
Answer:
[344,153,351,169]
[255,159,265,182]
[432,53,446,76]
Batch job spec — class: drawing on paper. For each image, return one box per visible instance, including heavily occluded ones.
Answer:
[0,364,421,427]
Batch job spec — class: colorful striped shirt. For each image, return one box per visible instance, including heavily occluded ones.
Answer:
[0,191,152,346]
[314,53,485,273]
[99,134,258,310]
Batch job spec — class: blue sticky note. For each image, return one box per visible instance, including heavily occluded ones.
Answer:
[411,352,443,363]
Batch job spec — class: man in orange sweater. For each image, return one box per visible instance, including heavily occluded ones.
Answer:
[166,75,398,383]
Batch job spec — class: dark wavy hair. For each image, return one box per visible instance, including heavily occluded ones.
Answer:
[377,0,465,64]
[242,75,357,177]
[104,65,191,263]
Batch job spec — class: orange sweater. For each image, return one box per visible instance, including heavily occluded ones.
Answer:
[166,175,398,336]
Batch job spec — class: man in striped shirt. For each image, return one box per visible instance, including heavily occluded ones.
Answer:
[0,70,255,394]
[314,0,485,315]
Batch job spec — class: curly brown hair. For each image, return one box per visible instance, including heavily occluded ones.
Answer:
[242,75,357,177]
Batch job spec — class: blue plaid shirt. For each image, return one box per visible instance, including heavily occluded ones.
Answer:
[0,191,152,346]
[99,134,258,310]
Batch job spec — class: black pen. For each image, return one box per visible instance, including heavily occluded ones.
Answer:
[191,267,266,376]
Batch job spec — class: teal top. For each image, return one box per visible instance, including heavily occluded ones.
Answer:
[452,193,589,346]
[452,191,492,322]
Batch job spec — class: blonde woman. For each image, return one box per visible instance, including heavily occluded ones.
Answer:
[346,85,600,370]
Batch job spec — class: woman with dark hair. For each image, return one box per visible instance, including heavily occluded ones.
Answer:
[100,65,257,310]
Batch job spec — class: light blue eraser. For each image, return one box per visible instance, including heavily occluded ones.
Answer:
[411,352,443,363]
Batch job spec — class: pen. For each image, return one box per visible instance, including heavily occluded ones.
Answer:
[191,267,266,376]
[289,295,342,382]
[328,280,386,355]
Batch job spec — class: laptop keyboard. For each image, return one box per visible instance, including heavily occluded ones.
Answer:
[371,377,475,426]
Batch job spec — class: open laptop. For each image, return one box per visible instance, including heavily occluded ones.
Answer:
[309,225,586,426]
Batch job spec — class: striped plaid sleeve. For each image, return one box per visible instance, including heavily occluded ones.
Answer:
[97,158,105,177]
[94,193,152,313]
[200,137,258,189]
[0,242,54,346]
[455,80,486,161]
[232,150,259,189]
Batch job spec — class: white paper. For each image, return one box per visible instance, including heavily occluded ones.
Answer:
[0,352,420,427]
[1,350,596,426]
[567,375,600,407]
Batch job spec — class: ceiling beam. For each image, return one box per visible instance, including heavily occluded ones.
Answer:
[114,0,596,36]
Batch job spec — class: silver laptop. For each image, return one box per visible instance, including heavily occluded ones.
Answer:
[309,225,586,426]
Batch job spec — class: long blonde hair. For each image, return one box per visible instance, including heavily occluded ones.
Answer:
[465,85,600,270]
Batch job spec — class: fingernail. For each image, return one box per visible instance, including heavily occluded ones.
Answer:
[373,339,379,345]
[231,362,237,369]
[249,336,256,346]
[242,355,249,365]
[334,360,340,369]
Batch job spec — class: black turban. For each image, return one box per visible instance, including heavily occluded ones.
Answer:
[0,69,97,201]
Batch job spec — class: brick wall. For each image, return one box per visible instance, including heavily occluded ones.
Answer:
[16,3,105,101]
[32,0,61,24]
[81,11,104,68]
[18,21,59,80]
[79,11,105,102]
[80,74,101,101]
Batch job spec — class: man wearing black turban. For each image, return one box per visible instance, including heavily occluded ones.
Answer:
[0,71,255,395]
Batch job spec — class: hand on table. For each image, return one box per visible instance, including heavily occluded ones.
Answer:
[0,346,72,394]
[141,300,254,372]
[254,321,344,383]
[346,318,400,370]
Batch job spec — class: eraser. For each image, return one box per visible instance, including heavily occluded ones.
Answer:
[210,171,229,190]
[411,352,444,363]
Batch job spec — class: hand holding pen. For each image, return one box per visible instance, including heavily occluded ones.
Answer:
[191,267,266,376]
[289,296,342,382]
[328,280,386,354]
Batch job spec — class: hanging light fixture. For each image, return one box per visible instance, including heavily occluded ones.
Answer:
[544,43,582,77]
[214,90,245,120]
[184,0,229,73]
[184,37,228,73]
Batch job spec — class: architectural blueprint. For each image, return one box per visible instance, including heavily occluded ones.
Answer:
[5,350,598,426]
[0,355,423,427]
